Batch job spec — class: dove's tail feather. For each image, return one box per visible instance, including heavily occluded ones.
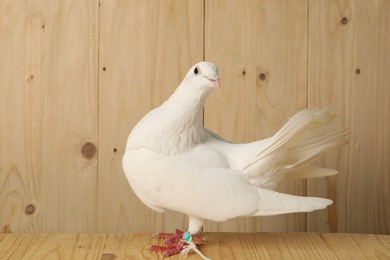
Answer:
[243,108,349,189]
[254,188,332,216]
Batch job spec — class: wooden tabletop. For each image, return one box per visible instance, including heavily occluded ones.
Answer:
[1,232,389,259]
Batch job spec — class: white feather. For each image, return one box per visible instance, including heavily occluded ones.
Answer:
[122,61,348,234]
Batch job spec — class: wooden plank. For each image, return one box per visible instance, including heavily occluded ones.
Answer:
[2,233,389,259]
[321,233,390,259]
[98,0,204,233]
[204,0,309,232]
[97,0,153,234]
[0,0,41,234]
[0,0,98,232]
[0,233,170,259]
[250,233,337,259]
[308,0,390,233]
[205,233,337,259]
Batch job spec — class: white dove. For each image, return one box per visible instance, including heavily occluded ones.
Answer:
[122,61,348,259]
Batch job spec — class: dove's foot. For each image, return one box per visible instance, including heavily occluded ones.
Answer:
[147,229,206,257]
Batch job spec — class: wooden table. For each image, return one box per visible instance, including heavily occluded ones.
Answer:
[1,232,389,259]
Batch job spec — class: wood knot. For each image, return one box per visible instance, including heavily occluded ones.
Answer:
[341,17,348,25]
[1,224,12,233]
[355,68,361,74]
[259,73,267,81]
[25,204,36,215]
[81,142,97,159]
[25,73,34,81]
[101,253,117,260]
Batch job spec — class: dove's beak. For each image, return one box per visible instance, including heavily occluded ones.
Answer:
[206,75,220,88]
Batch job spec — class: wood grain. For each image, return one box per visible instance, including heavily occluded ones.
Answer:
[204,0,309,232]
[321,233,390,259]
[98,0,203,233]
[308,0,390,234]
[1,233,390,259]
[0,0,98,232]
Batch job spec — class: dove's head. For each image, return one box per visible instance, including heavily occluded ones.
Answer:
[167,61,220,113]
[182,61,220,90]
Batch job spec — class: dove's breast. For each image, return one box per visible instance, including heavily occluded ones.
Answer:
[122,144,230,213]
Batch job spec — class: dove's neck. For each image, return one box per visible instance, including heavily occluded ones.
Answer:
[167,84,211,121]
[127,85,211,155]
[157,85,210,152]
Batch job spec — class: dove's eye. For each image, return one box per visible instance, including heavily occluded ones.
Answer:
[194,67,199,75]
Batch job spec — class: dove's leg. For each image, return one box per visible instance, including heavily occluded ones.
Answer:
[147,229,206,257]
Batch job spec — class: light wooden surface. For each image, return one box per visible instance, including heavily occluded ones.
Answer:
[0,0,99,233]
[1,0,389,235]
[308,0,390,234]
[1,232,390,259]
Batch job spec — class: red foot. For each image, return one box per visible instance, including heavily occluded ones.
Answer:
[147,229,205,257]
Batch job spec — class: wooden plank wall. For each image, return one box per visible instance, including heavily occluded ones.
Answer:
[0,0,389,235]
[308,0,390,234]
[0,0,98,232]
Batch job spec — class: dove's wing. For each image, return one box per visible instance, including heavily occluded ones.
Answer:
[204,128,272,170]
[123,144,259,222]
[122,142,332,223]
